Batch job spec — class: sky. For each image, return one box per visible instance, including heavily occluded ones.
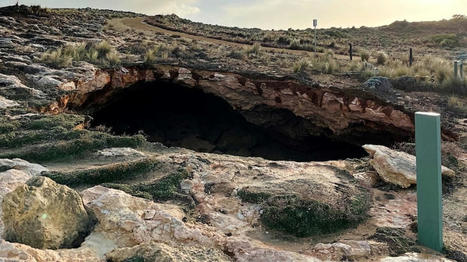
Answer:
[2,0,466,29]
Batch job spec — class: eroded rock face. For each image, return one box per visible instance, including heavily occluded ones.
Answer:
[51,66,416,145]
[363,144,455,188]
[2,176,93,249]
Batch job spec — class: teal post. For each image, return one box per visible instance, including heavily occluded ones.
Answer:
[415,112,443,252]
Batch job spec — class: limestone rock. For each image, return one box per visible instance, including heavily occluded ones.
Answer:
[0,158,48,176]
[96,147,146,158]
[224,237,318,262]
[0,239,101,262]
[0,73,45,98]
[379,252,454,262]
[0,159,48,237]
[363,145,455,188]
[2,176,93,249]
[309,240,387,261]
[0,95,19,109]
[0,170,32,237]
[80,185,222,248]
[236,165,370,237]
[105,242,231,262]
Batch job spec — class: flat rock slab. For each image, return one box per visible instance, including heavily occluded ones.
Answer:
[363,145,455,188]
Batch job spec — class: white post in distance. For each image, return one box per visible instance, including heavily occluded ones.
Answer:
[313,19,318,52]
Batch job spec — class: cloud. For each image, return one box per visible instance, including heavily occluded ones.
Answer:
[1,0,200,16]
[216,0,465,29]
[2,0,464,29]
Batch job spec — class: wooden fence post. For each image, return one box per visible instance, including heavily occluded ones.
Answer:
[349,43,353,61]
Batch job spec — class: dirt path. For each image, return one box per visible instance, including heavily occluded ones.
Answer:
[111,17,352,61]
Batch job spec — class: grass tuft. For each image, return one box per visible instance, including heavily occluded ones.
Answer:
[39,41,120,68]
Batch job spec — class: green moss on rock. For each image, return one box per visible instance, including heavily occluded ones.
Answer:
[237,189,271,203]
[238,182,371,237]
[0,114,146,162]
[260,193,369,237]
[43,157,160,187]
[102,168,193,205]
[370,227,418,256]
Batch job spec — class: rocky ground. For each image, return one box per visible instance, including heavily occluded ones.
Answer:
[0,5,466,262]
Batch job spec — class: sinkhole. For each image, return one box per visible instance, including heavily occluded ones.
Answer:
[90,80,369,162]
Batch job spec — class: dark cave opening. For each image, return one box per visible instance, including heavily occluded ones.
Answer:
[90,81,368,162]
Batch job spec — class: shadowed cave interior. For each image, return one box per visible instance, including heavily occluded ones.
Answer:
[90,80,369,162]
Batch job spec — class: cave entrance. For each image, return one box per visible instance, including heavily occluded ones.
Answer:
[90,81,367,162]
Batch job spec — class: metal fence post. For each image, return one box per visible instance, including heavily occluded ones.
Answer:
[409,48,413,67]
[460,62,464,79]
[415,112,443,252]
[349,43,353,61]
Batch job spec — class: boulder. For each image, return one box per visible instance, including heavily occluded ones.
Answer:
[80,185,221,248]
[0,159,48,237]
[2,176,93,249]
[363,145,455,188]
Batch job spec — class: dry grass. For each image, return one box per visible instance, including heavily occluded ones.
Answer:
[39,41,120,68]
[360,50,370,62]
[376,52,388,65]
[447,96,467,114]
[293,58,311,73]
[143,44,170,65]
[244,42,262,58]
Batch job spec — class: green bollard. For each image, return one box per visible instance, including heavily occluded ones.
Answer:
[415,112,443,252]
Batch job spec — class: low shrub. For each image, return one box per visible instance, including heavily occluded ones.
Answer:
[360,50,370,62]
[293,58,311,74]
[244,42,262,57]
[376,51,388,65]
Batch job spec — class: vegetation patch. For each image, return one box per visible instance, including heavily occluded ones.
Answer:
[39,41,120,68]
[237,189,272,203]
[42,157,160,187]
[370,227,418,256]
[102,168,194,206]
[238,186,370,237]
[430,34,461,48]
[143,44,170,65]
[0,133,145,162]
